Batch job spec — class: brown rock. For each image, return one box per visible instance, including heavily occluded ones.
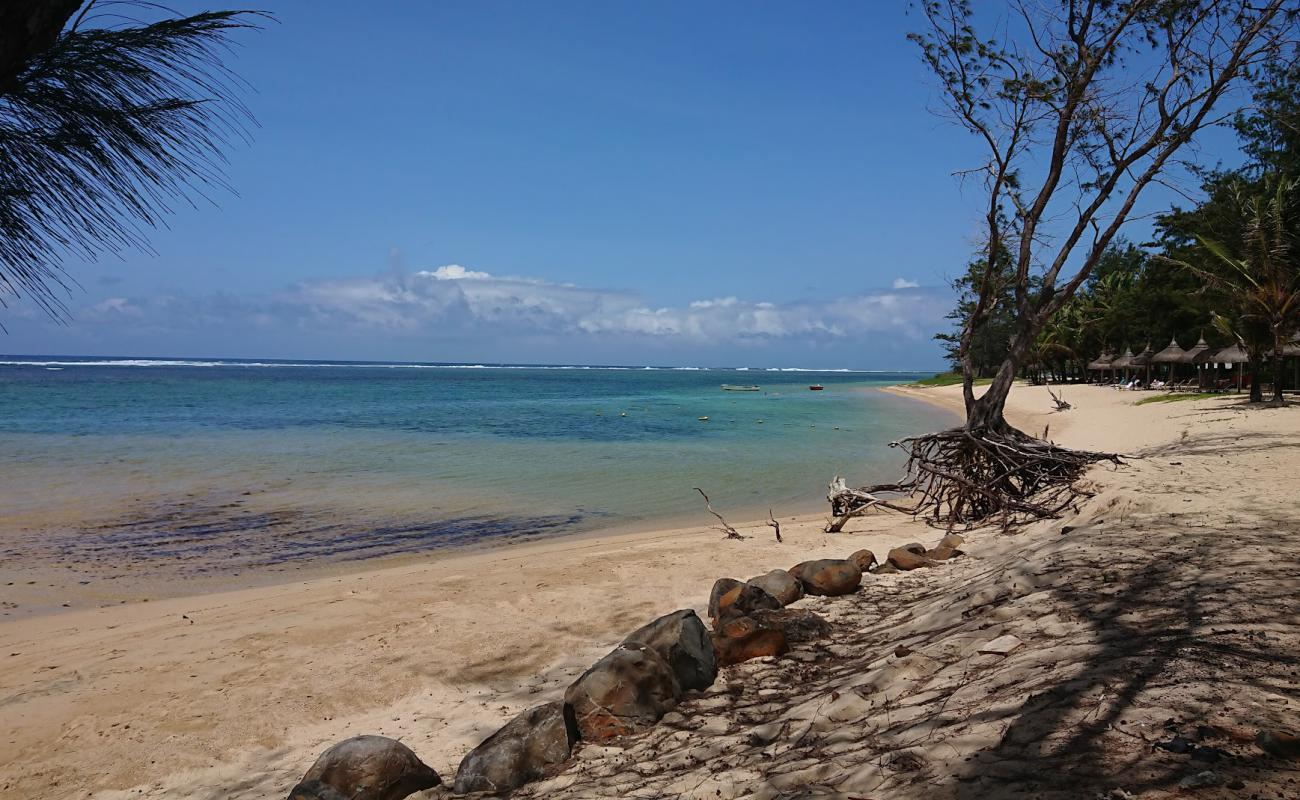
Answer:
[746,569,804,606]
[925,544,964,561]
[751,608,831,644]
[564,642,680,741]
[453,701,578,794]
[873,562,900,574]
[711,614,788,666]
[708,578,781,621]
[623,609,717,692]
[1256,729,1300,759]
[899,542,928,556]
[788,559,862,596]
[937,533,965,549]
[287,735,440,800]
[849,549,878,572]
[887,546,939,571]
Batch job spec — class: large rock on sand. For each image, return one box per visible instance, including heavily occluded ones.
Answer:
[887,546,939,571]
[849,549,878,573]
[624,609,717,691]
[564,642,680,741]
[788,559,862,596]
[750,608,831,644]
[453,701,578,794]
[711,614,788,666]
[708,578,782,621]
[287,735,440,800]
[746,569,804,606]
[926,533,966,561]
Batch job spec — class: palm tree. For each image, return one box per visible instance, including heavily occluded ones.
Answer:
[0,2,265,320]
[1165,177,1300,406]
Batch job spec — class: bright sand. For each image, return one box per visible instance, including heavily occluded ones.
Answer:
[2,383,1297,799]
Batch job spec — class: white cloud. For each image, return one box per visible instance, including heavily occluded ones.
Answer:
[892,277,920,289]
[277,265,948,344]
[58,264,951,351]
[417,264,492,281]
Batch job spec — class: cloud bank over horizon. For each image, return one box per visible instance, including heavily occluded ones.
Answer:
[4,263,952,368]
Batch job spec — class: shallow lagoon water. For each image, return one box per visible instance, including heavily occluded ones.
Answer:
[0,358,952,604]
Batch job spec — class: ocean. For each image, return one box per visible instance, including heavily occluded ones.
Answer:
[0,357,952,609]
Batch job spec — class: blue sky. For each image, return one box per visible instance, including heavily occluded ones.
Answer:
[0,2,1239,368]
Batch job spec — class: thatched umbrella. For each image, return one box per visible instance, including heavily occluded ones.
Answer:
[1131,343,1155,385]
[1149,337,1186,384]
[1111,347,1135,383]
[1180,335,1212,388]
[1200,342,1251,392]
[1086,350,1115,382]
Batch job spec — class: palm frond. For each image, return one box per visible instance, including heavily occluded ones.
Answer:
[0,6,268,318]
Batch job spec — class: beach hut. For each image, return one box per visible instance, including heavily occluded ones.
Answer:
[1150,337,1188,385]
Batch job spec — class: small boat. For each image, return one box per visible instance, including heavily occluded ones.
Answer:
[698,416,709,421]
[721,384,760,392]
[808,384,824,391]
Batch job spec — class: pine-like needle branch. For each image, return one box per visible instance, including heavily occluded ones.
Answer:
[0,5,268,320]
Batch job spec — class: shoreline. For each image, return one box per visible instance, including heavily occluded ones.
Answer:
[4,382,1296,799]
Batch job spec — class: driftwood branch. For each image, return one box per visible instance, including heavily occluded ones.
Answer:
[1047,386,1072,412]
[694,488,745,540]
[766,509,781,543]
[827,429,1122,531]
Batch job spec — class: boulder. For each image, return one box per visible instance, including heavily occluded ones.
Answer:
[925,544,964,561]
[711,614,788,666]
[746,569,804,606]
[849,549,878,573]
[873,562,900,574]
[788,559,862,596]
[750,608,831,644]
[623,609,717,691]
[937,533,965,549]
[1256,729,1300,759]
[708,578,782,621]
[287,735,440,800]
[453,701,578,794]
[887,546,939,571]
[564,642,680,741]
[899,542,928,556]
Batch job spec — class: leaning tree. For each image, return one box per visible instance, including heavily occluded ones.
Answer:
[831,0,1298,530]
[0,1,265,320]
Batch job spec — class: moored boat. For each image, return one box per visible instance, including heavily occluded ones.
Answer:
[808,384,824,391]
[720,384,761,392]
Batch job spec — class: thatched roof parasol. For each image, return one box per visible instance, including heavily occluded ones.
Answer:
[1086,351,1115,370]
[1284,334,1300,357]
[1129,343,1155,366]
[1180,335,1212,363]
[1110,347,1135,369]
[1203,342,1250,363]
[1150,337,1188,363]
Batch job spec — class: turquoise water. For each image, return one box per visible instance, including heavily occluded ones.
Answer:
[0,357,952,584]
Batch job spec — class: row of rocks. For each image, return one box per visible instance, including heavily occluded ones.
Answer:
[286,533,968,799]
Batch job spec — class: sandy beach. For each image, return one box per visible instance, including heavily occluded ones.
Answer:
[3,382,1298,799]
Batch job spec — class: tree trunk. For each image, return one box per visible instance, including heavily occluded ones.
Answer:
[1249,358,1263,403]
[1271,334,1286,406]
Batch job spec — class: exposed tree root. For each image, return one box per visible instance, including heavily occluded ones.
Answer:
[827,427,1122,531]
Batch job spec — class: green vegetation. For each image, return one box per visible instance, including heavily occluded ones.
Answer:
[935,40,1300,405]
[1134,393,1220,406]
[911,372,991,388]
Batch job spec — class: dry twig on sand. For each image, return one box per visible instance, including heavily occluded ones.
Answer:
[1047,386,1072,412]
[694,488,745,540]
[766,509,781,543]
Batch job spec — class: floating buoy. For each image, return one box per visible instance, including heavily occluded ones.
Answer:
[620,411,627,417]
[756,419,764,424]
